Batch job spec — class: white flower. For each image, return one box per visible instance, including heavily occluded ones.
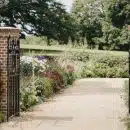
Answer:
[21,56,33,64]
[20,56,47,72]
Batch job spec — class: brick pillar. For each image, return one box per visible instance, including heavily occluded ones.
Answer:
[0,27,20,121]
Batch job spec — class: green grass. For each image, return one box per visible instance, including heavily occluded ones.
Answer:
[20,44,128,56]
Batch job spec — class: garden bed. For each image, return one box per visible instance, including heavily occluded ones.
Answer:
[20,50,129,111]
[20,55,75,111]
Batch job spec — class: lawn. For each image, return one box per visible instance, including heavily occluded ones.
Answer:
[20,44,128,57]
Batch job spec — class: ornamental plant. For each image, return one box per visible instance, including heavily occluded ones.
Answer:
[0,112,4,123]
[20,55,76,111]
[20,56,48,76]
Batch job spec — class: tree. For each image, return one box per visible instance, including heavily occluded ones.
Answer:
[97,0,130,51]
[107,0,130,28]
[0,0,73,44]
[71,0,103,48]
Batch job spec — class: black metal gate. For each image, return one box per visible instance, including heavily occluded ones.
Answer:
[7,36,20,119]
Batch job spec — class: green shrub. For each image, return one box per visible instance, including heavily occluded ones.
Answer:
[20,55,76,111]
[35,77,53,98]
[123,80,129,107]
[77,53,128,78]
[0,112,4,123]
[64,71,75,85]
[80,63,128,78]
[43,68,65,92]
[69,51,89,62]
[20,56,47,76]
[20,60,33,76]
[122,80,130,129]
[20,77,39,111]
[20,76,54,111]
[93,55,128,67]
[56,65,75,86]
[59,51,128,78]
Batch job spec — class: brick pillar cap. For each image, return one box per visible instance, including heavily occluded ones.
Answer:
[0,27,21,38]
[0,27,21,31]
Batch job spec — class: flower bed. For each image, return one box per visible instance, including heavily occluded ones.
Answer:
[20,56,75,111]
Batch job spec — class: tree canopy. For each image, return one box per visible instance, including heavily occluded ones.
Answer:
[0,0,129,51]
[71,0,130,50]
[0,0,73,44]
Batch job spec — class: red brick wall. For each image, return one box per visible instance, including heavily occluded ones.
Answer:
[0,27,20,121]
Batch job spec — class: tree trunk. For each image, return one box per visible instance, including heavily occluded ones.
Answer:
[47,38,51,46]
[98,43,103,50]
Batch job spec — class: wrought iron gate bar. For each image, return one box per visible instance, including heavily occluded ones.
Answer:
[7,36,20,119]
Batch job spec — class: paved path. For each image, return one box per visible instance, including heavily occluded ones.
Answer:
[0,78,128,130]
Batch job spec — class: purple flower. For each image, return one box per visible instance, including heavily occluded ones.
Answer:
[35,56,45,61]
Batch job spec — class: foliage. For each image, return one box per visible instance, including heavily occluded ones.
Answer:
[95,0,130,51]
[79,54,129,78]
[20,56,47,76]
[20,77,39,111]
[120,80,129,129]
[0,0,130,51]
[20,55,75,111]
[71,0,130,51]
[106,0,130,28]
[59,51,128,78]
[95,21,129,51]
[0,112,4,123]
[20,76,53,111]
[0,0,74,44]
[43,59,75,91]
[92,54,128,67]
[21,36,59,45]
[71,0,103,48]
[35,77,53,99]
[68,51,89,62]
[43,69,64,92]
[123,80,129,107]
[80,63,128,78]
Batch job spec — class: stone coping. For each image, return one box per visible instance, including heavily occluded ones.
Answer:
[0,27,21,32]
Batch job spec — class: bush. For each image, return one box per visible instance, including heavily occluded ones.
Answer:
[123,80,130,129]
[69,51,89,62]
[64,65,76,85]
[20,56,33,76]
[123,80,129,107]
[20,55,75,111]
[77,53,129,78]
[0,112,4,123]
[20,77,39,111]
[35,77,53,98]
[92,55,128,67]
[58,51,128,78]
[20,56,47,76]
[54,56,76,86]
[80,63,128,78]
[43,68,65,92]
[20,76,54,111]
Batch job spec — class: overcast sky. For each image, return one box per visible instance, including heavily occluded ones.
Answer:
[57,0,73,11]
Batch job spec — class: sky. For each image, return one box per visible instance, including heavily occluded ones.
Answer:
[57,0,73,11]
